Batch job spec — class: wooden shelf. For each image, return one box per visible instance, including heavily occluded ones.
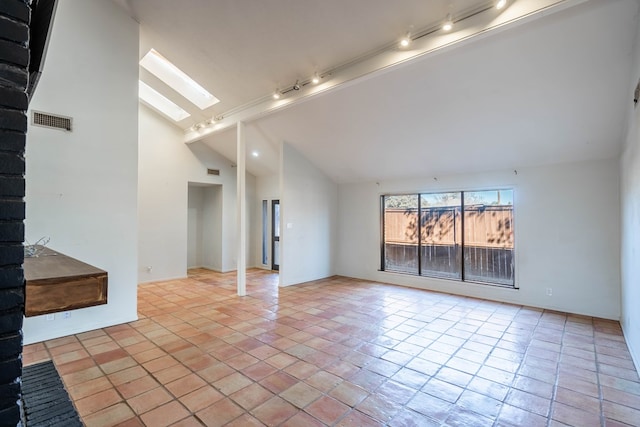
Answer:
[24,247,108,317]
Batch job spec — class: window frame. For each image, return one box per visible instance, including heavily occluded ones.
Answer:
[380,188,516,288]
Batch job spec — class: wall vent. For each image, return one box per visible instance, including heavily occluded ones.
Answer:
[207,169,220,176]
[32,111,72,131]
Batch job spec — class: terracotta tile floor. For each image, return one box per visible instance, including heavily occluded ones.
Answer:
[23,269,640,426]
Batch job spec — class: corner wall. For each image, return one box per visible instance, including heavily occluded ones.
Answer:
[138,106,256,282]
[187,186,204,269]
[620,17,640,370]
[337,158,621,320]
[24,0,139,344]
[280,143,337,286]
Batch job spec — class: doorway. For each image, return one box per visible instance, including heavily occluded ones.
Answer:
[187,183,222,271]
[271,199,280,271]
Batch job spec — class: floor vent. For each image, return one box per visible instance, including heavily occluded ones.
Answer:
[32,111,73,131]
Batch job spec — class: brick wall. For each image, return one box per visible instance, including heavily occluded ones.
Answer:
[0,0,30,425]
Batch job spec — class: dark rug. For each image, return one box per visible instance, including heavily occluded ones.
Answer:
[22,360,83,426]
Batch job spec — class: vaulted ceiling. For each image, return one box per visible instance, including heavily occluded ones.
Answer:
[114,0,639,182]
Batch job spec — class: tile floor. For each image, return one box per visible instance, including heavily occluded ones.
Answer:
[23,269,640,426]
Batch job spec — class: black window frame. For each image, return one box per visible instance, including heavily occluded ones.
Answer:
[381,189,516,288]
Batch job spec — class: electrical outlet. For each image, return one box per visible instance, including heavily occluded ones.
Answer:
[63,312,71,319]
[46,314,55,321]
[146,266,153,273]
[546,288,553,296]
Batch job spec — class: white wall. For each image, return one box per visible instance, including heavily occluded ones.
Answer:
[620,21,640,370]
[138,106,257,281]
[280,143,337,286]
[337,158,621,320]
[24,0,139,344]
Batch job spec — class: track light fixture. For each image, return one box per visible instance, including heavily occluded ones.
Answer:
[442,14,453,31]
[200,3,515,135]
[399,32,411,48]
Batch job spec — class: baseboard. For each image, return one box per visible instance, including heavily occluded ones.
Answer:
[200,265,224,273]
[138,274,186,285]
[23,314,139,345]
[621,322,640,374]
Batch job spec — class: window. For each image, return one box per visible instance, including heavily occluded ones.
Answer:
[382,189,514,287]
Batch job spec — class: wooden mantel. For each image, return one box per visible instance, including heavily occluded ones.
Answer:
[24,247,108,317]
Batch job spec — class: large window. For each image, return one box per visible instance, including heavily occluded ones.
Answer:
[382,189,514,287]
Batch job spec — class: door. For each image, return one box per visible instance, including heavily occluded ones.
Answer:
[271,200,280,271]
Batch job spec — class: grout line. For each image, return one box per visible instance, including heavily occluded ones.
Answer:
[30,270,640,427]
[544,313,562,427]
[593,319,606,427]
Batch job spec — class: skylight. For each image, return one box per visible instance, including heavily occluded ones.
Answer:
[140,49,219,110]
[138,81,190,122]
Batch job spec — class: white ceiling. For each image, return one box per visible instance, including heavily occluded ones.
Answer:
[115,0,639,183]
[116,0,491,122]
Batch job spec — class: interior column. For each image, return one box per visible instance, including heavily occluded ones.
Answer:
[236,121,247,296]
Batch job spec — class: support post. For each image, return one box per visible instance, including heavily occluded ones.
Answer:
[236,122,247,296]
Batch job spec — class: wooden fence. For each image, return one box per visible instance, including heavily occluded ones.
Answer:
[384,205,514,249]
[384,205,514,285]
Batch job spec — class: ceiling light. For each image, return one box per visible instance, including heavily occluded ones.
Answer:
[399,32,411,48]
[442,14,453,31]
[138,81,190,122]
[496,0,507,10]
[311,73,320,85]
[293,80,300,91]
[251,151,259,157]
[140,49,219,110]
[273,90,281,100]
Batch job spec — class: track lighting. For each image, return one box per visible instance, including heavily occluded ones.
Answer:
[207,115,223,125]
[193,2,514,135]
[442,14,453,32]
[399,32,411,48]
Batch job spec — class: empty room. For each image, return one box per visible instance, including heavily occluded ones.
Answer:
[2,0,640,426]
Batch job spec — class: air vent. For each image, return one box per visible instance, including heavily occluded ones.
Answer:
[207,169,220,176]
[32,111,72,131]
